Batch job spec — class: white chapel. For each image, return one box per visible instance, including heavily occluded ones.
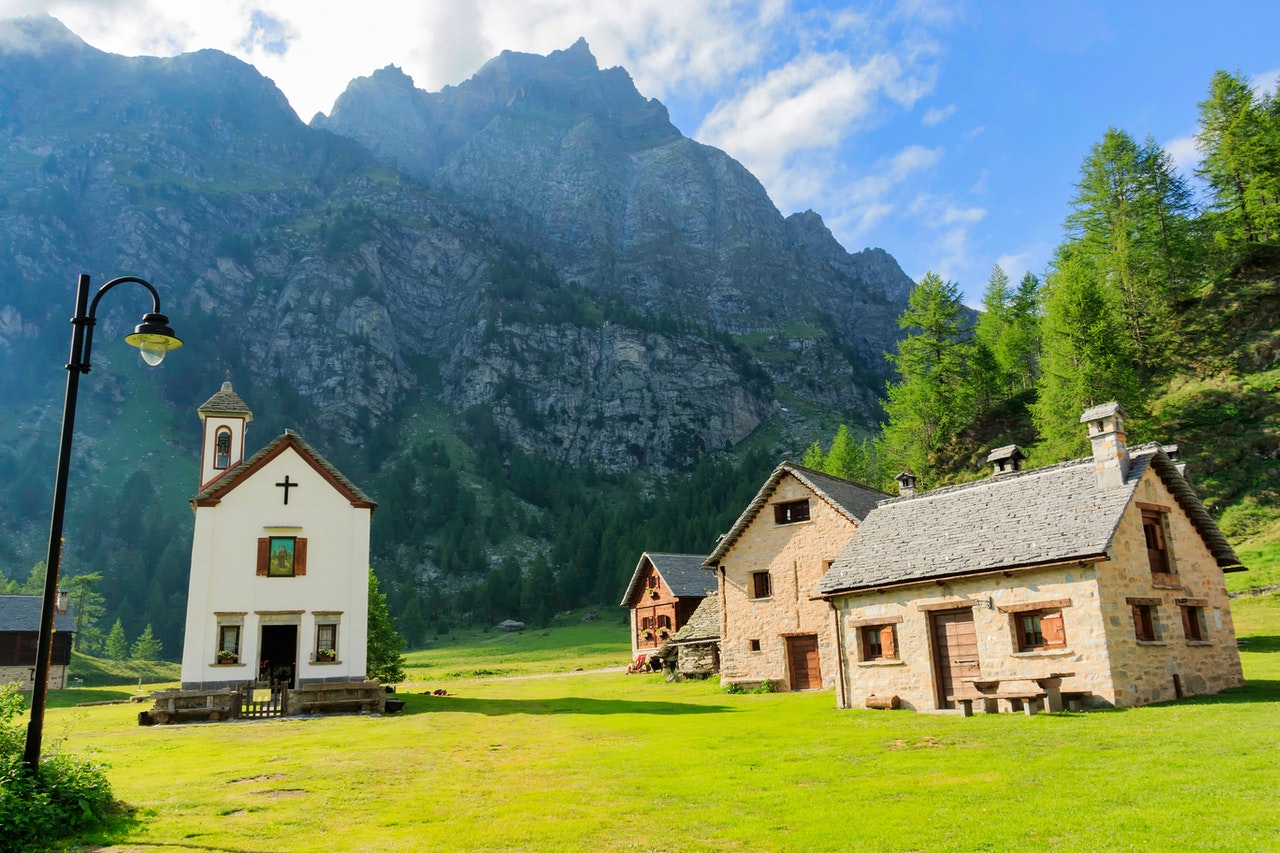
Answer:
[179,381,377,690]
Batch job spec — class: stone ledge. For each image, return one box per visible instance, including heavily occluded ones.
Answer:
[1010,649,1074,659]
[855,659,906,667]
[1135,640,1168,647]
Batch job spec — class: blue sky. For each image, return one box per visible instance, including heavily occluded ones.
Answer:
[4,1,1278,304]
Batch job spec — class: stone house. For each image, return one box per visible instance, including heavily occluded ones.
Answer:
[706,462,888,691]
[620,552,713,660]
[0,594,75,689]
[815,403,1246,712]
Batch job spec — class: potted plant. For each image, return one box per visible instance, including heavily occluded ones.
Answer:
[642,630,654,641]
[315,648,336,663]
[216,650,238,664]
[649,588,659,598]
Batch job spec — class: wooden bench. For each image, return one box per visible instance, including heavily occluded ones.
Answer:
[300,697,378,715]
[955,672,1077,715]
[139,688,239,725]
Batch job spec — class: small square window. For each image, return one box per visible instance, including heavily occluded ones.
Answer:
[749,639,761,652]
[1181,606,1204,641]
[859,625,898,661]
[1014,610,1067,651]
[1132,604,1157,641]
[751,572,772,599]
[774,499,810,525]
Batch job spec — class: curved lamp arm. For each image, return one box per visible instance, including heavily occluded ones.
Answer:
[74,274,182,372]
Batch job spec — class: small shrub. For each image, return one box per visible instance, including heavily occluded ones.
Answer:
[0,684,118,853]
[754,680,776,694]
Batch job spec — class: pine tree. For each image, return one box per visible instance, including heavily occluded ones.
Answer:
[104,618,128,660]
[882,272,975,476]
[367,569,406,683]
[130,624,162,661]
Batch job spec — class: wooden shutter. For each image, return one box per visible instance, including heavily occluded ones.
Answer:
[880,625,896,658]
[256,538,270,576]
[295,538,308,576]
[1041,610,1066,646]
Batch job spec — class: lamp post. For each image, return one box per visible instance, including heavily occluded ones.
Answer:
[24,274,182,772]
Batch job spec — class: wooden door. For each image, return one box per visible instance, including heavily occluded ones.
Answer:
[930,609,980,709]
[786,634,821,690]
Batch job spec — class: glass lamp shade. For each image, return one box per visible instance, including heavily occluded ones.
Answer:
[124,313,183,366]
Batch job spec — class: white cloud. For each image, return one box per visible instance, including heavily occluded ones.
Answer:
[922,104,956,126]
[1252,67,1280,96]
[1164,134,1201,177]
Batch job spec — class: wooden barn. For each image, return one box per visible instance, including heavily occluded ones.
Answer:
[620,552,714,663]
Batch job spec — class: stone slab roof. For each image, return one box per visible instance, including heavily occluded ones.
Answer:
[816,445,1242,596]
[619,552,713,606]
[0,595,76,633]
[198,381,253,418]
[667,591,720,645]
[704,461,889,566]
[192,429,376,509]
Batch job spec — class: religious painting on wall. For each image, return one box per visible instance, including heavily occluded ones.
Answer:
[268,537,296,577]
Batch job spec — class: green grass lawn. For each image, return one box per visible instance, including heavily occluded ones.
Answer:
[39,595,1280,852]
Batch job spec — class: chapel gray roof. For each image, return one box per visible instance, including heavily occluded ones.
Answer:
[198,381,253,418]
[619,553,714,606]
[192,429,376,508]
[667,591,721,645]
[816,444,1242,596]
[704,461,889,566]
[0,595,76,633]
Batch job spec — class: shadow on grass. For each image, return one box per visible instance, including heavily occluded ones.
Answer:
[404,695,733,716]
[1237,635,1280,653]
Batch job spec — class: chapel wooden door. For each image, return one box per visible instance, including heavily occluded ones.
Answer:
[930,609,981,709]
[786,634,822,690]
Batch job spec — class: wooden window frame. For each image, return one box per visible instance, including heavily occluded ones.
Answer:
[773,499,811,525]
[859,624,898,661]
[1131,603,1157,642]
[751,571,772,599]
[1013,609,1067,651]
[257,536,308,577]
[1141,509,1172,576]
[1180,605,1205,642]
[748,639,762,652]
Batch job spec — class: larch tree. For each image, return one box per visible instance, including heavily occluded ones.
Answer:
[1197,69,1280,250]
[1031,249,1144,460]
[882,272,975,477]
[366,568,406,684]
[104,618,128,660]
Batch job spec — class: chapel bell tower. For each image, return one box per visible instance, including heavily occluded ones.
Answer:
[198,379,253,490]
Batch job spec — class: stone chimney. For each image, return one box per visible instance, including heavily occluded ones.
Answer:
[986,444,1025,476]
[1162,444,1188,479]
[895,471,918,497]
[1080,402,1130,490]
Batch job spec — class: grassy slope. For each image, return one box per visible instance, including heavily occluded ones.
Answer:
[42,593,1280,852]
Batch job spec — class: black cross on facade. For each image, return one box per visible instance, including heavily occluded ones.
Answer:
[276,475,299,505]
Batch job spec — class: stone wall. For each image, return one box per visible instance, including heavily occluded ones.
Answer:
[1,664,68,690]
[676,642,719,677]
[834,566,1111,711]
[1094,468,1244,706]
[718,475,857,690]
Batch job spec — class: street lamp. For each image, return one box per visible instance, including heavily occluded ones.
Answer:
[24,274,182,772]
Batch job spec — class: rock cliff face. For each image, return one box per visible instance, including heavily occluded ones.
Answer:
[1,16,913,484]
